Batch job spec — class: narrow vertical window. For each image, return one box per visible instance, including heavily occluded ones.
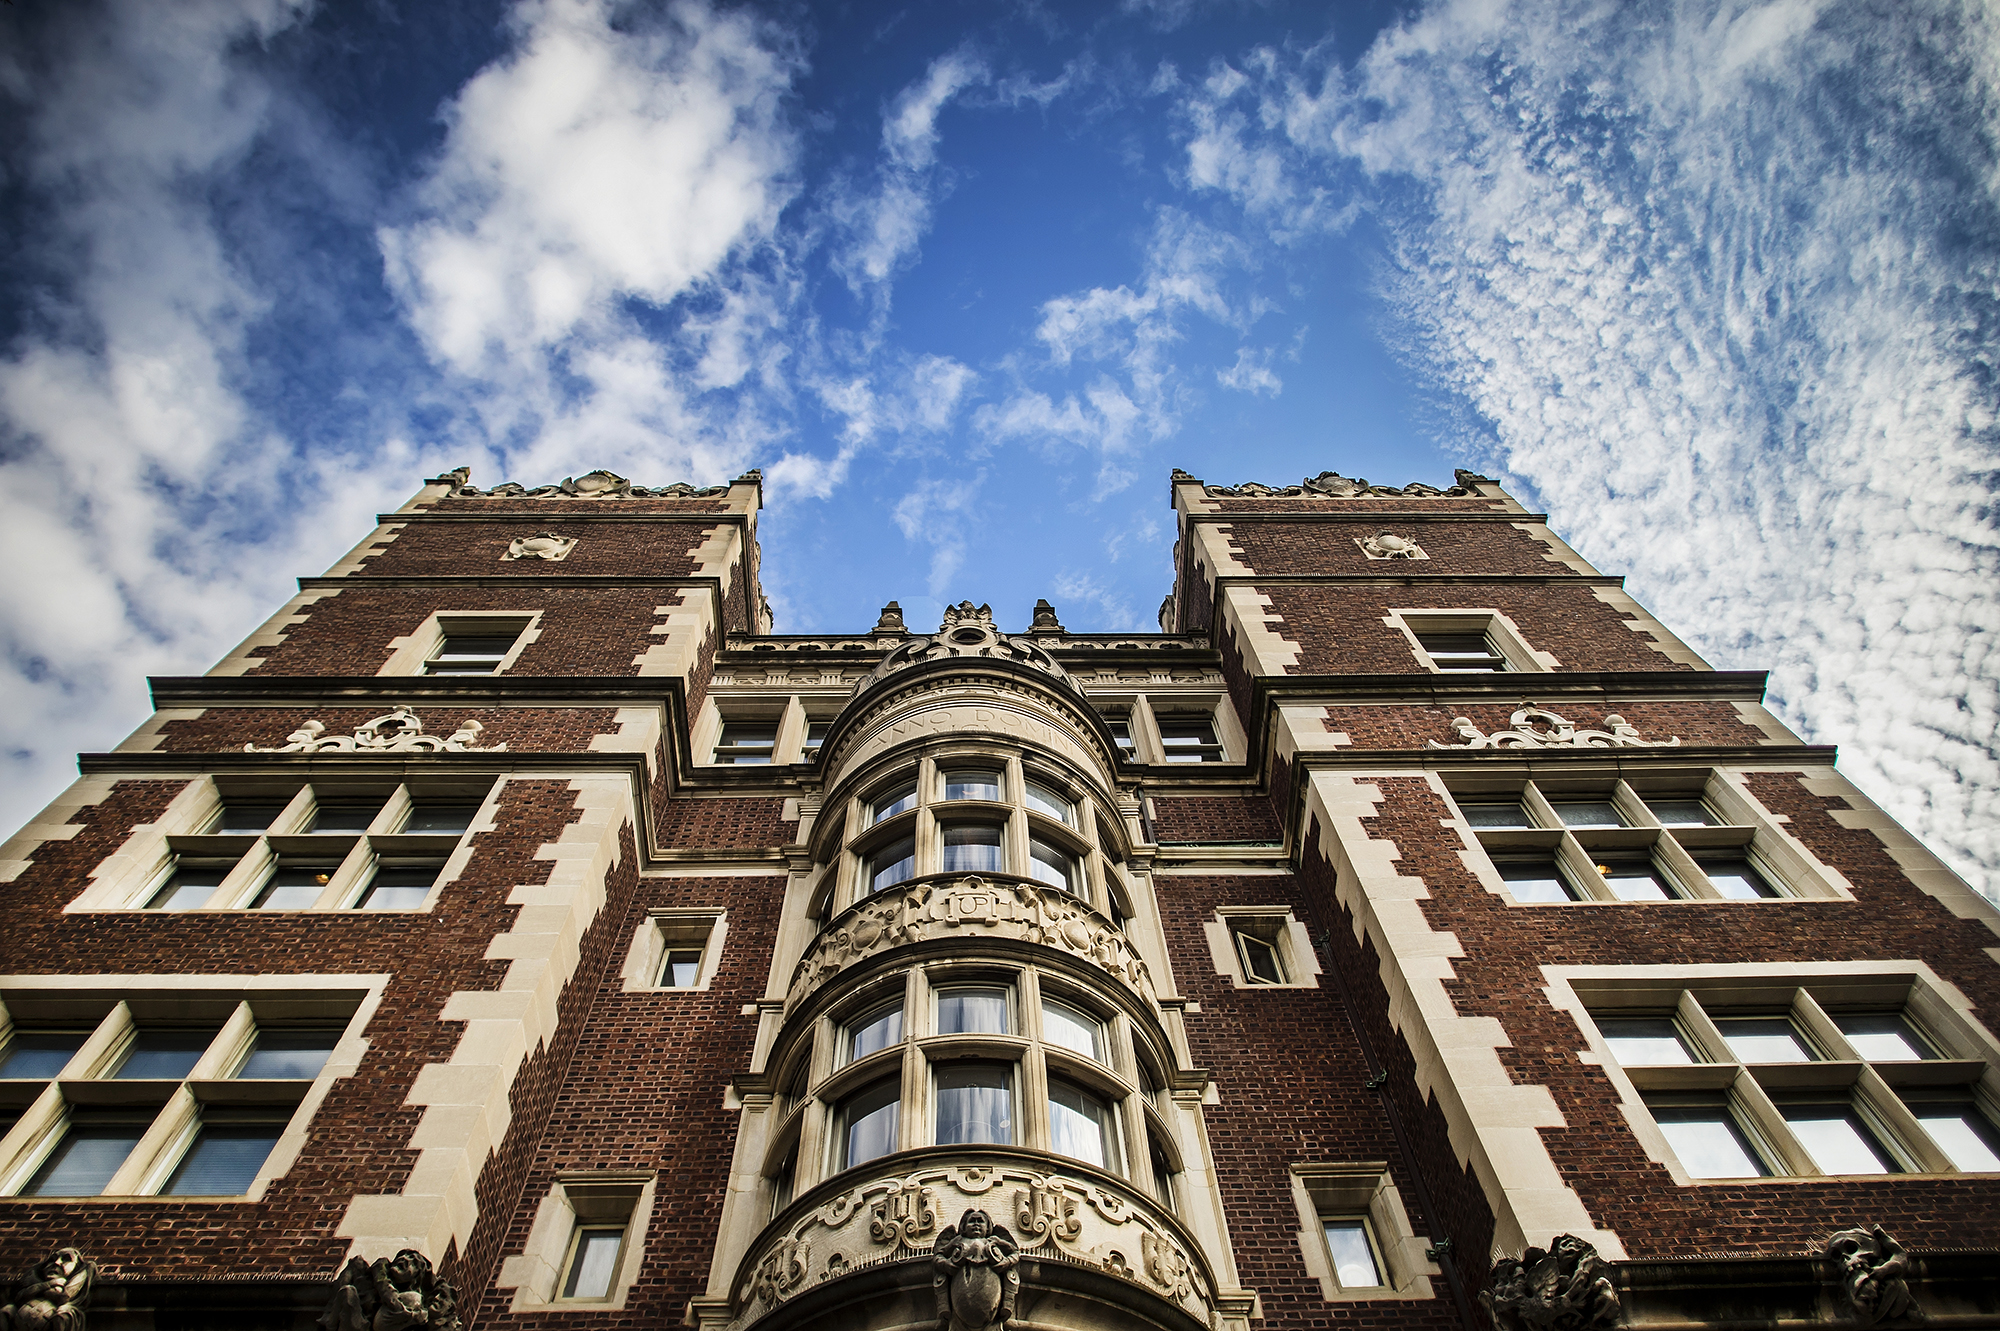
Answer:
[1234,930,1286,984]
[838,1080,900,1170]
[935,1065,1013,1146]
[563,1227,626,1300]
[1321,1218,1386,1289]
[1047,1079,1120,1172]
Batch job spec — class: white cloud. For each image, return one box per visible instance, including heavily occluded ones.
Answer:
[894,474,987,602]
[1217,346,1282,395]
[1051,571,1149,632]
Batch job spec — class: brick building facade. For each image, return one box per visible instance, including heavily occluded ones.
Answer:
[0,463,1992,1330]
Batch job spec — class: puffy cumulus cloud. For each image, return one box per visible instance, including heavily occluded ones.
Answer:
[1180,0,2000,896]
[379,0,803,479]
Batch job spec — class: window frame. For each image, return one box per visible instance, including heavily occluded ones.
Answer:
[1388,609,1552,674]
[380,610,539,678]
[1288,1163,1439,1301]
[1205,909,1320,990]
[620,909,727,993]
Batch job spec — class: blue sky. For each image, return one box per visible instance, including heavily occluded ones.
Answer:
[2,0,1996,898]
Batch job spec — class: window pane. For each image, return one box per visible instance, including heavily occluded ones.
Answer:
[1599,1018,1695,1065]
[0,1032,88,1079]
[115,1030,216,1080]
[162,1124,280,1195]
[23,1120,144,1195]
[1103,716,1136,754]
[1716,1018,1816,1063]
[1653,1106,1768,1178]
[936,1065,1013,1146]
[1157,718,1221,762]
[1700,858,1779,899]
[1236,933,1285,984]
[937,988,1009,1035]
[1908,1102,2000,1171]
[870,837,917,893]
[1647,799,1719,827]
[1782,1104,1899,1174]
[148,866,228,910]
[1498,859,1578,903]
[254,865,336,910]
[405,803,480,834]
[563,1229,625,1299]
[307,803,378,833]
[944,770,1002,802]
[1460,801,1531,828]
[1322,1219,1382,1288]
[239,1031,338,1079]
[715,722,776,764]
[1042,1000,1105,1062]
[941,825,1003,874]
[1048,1080,1119,1171]
[841,1081,899,1169]
[1553,802,1624,828]
[847,1003,904,1061]
[1024,781,1075,825]
[1416,632,1507,671]
[1027,839,1077,894]
[661,949,703,988]
[212,802,286,834]
[358,866,439,910]
[1835,1014,1935,1061]
[1598,861,1677,901]
[803,722,831,754]
[427,635,516,675]
[871,781,918,824]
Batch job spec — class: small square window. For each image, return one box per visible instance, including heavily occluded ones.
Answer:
[1101,713,1136,757]
[147,864,230,911]
[943,769,1001,802]
[1777,1099,1902,1174]
[660,949,704,988]
[1027,837,1079,895]
[114,1029,217,1081]
[1697,856,1780,899]
[937,1065,1014,1147]
[936,987,1009,1035]
[1715,1016,1818,1064]
[713,721,777,764]
[1047,1078,1118,1170]
[161,1117,282,1196]
[22,1112,150,1196]
[1646,798,1720,827]
[1648,1099,1771,1178]
[838,1079,900,1170]
[802,721,831,757]
[1460,801,1532,828]
[1415,631,1509,672]
[844,1001,904,1062]
[404,802,481,834]
[941,824,1003,874]
[1157,715,1224,763]
[355,864,439,910]
[307,802,379,834]
[209,801,288,834]
[1235,931,1286,984]
[1833,1013,1937,1061]
[425,634,519,675]
[562,1227,627,1301]
[1321,1217,1386,1289]
[252,864,337,910]
[1552,801,1624,828]
[1593,858,1680,901]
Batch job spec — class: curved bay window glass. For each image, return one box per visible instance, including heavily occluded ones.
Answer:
[839,1080,900,1170]
[846,1002,904,1063]
[941,825,1003,874]
[872,780,918,825]
[935,1064,1014,1145]
[937,987,1009,1035]
[870,838,917,894]
[944,769,1003,802]
[1023,779,1075,826]
[1027,838,1078,894]
[1048,1079,1121,1172]
[1041,999,1105,1063]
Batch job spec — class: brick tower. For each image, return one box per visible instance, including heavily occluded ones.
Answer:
[0,463,1991,1331]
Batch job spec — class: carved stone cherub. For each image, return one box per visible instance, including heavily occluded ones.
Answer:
[318,1250,461,1331]
[933,1209,1020,1331]
[1827,1225,1919,1326]
[1481,1234,1619,1331]
[0,1247,94,1331]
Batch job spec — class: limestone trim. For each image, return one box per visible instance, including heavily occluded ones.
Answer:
[1301,766,1625,1263]
[1383,608,1558,674]
[0,775,122,884]
[1727,701,1798,746]
[1287,1162,1438,1301]
[587,706,665,782]
[323,522,410,578]
[379,609,543,677]
[333,773,630,1264]
[1202,908,1322,990]
[113,708,208,754]
[1794,770,2000,924]
[1588,586,1710,671]
[207,589,339,677]
[1511,521,1598,577]
[498,1171,658,1311]
[622,908,729,992]
[636,587,721,678]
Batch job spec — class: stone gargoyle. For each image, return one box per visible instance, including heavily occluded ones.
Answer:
[1482,1233,1620,1331]
[1827,1225,1919,1326]
[0,1247,94,1331]
[933,1208,1021,1331]
[318,1250,462,1331]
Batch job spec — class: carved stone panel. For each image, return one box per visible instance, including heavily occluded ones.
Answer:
[1428,705,1680,751]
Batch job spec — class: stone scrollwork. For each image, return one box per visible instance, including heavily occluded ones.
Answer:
[785,875,1154,1015]
[871,1180,938,1246]
[934,1209,1021,1331]
[1827,1225,1919,1326]
[429,466,739,499]
[751,1237,811,1308]
[0,1246,95,1331]
[1141,1231,1192,1302]
[1482,1235,1620,1331]
[1015,1176,1083,1245]
[1186,468,1490,499]
[502,531,575,561]
[1428,706,1680,751]
[1357,533,1427,560]
[244,709,506,754]
[318,1249,463,1331]
[854,602,1084,703]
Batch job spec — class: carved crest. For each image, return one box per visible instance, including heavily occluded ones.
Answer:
[502,532,575,561]
[1141,1231,1193,1300]
[1482,1234,1619,1331]
[1357,533,1427,560]
[852,605,1083,705]
[0,1246,95,1331]
[750,1236,810,1307]
[244,709,504,754]
[1429,706,1680,751]
[1827,1225,1919,1326]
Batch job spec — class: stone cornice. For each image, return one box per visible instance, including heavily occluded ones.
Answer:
[379,509,749,523]
[147,676,690,706]
[1181,510,1548,524]
[1253,669,1772,705]
[1211,572,1625,586]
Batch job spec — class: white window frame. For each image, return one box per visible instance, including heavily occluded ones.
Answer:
[380,610,541,677]
[620,909,727,993]
[498,1171,656,1312]
[1289,1163,1438,1301]
[1385,609,1557,674]
[1203,908,1322,990]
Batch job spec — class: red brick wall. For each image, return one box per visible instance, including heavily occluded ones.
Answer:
[1150,797,1279,843]
[657,798,796,850]
[157,707,623,753]
[1320,701,1770,750]
[1223,521,1576,577]
[354,520,723,579]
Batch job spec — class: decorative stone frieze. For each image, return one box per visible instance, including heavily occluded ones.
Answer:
[1181,468,1491,499]
[243,708,505,753]
[784,874,1154,1015]
[855,602,1082,703]
[319,1250,462,1331]
[429,466,735,499]
[733,1153,1217,1329]
[1482,1234,1620,1331]
[1356,533,1427,560]
[0,1246,94,1331]
[502,531,575,561]
[1427,706,1680,751]
[1827,1225,1919,1327]
[827,673,1114,788]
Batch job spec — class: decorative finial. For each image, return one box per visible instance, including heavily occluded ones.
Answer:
[1028,599,1064,634]
[874,601,907,633]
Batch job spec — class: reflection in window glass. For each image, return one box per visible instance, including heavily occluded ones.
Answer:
[1041,1000,1105,1062]
[713,722,777,764]
[1553,802,1624,828]
[1652,1104,1769,1178]
[1416,632,1508,672]
[870,838,917,893]
[871,781,918,824]
[563,1228,625,1300]
[1027,839,1077,894]
[943,770,1002,802]
[357,866,438,910]
[1646,799,1720,826]
[1597,860,1678,901]
[839,1080,900,1170]
[1103,715,1136,757]
[1157,716,1224,762]
[147,866,229,911]
[1024,780,1075,825]
[1780,1103,1900,1174]
[212,802,286,834]
[114,1030,216,1080]
[162,1122,281,1195]
[253,865,336,910]
[308,803,378,833]
[941,825,1003,874]
[406,803,480,833]
[937,988,1009,1035]
[22,1116,147,1196]
[935,1065,1013,1145]
[1236,932,1285,984]
[1498,858,1579,903]
[1460,802,1531,828]
[238,1030,339,1079]
[1048,1080,1120,1171]
[1835,1014,1935,1061]
[1149,1139,1176,1209]
[1599,1018,1696,1066]
[1716,1018,1817,1064]
[1700,858,1780,899]
[426,635,517,675]
[1322,1219,1383,1288]
[1905,1099,2000,1171]
[0,1032,88,1079]
[846,1003,904,1062]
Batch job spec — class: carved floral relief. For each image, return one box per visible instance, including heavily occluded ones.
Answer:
[1428,705,1679,751]
[244,708,505,754]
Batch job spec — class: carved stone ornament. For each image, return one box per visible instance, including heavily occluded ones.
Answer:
[785,874,1154,1015]
[875,600,908,633]
[244,709,506,754]
[1191,468,1492,499]
[318,1250,461,1331]
[1429,706,1680,751]
[934,1209,1021,1331]
[1357,533,1427,560]
[1827,1225,1919,1326]
[1482,1234,1620,1331]
[501,531,575,561]
[855,601,1082,703]
[427,465,739,499]
[1029,599,1064,634]
[0,1246,95,1331]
